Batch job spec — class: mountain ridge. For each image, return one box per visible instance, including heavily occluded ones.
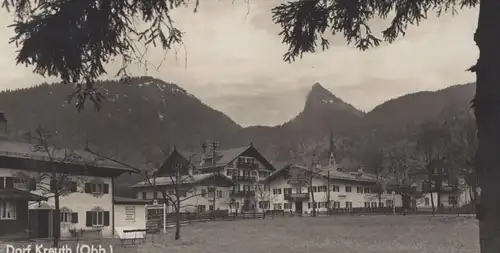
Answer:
[0,76,475,165]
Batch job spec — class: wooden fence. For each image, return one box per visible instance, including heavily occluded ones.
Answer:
[146,207,475,232]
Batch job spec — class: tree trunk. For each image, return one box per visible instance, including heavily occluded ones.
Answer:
[475,1,500,252]
[430,192,436,216]
[175,199,181,240]
[310,187,316,217]
[53,192,60,247]
[436,190,442,214]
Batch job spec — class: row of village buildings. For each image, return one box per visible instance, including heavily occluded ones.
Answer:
[0,112,471,240]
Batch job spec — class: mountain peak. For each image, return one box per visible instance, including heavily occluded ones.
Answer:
[302,82,364,118]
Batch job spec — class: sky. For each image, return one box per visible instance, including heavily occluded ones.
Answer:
[0,1,479,127]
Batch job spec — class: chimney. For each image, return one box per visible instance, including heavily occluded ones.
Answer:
[0,112,7,139]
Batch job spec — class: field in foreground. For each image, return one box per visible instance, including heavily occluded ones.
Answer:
[144,215,478,253]
[2,215,478,253]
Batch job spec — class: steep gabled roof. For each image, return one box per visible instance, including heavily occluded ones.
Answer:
[131,173,234,188]
[265,164,379,184]
[197,144,275,171]
[0,140,135,174]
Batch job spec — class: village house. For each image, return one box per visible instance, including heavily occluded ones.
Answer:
[133,144,276,213]
[412,169,474,211]
[0,113,138,239]
[263,163,403,214]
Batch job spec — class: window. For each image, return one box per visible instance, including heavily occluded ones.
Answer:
[251,171,258,176]
[332,201,340,208]
[209,205,214,211]
[0,200,16,220]
[356,187,363,193]
[259,171,270,178]
[60,208,72,223]
[243,185,250,191]
[308,202,319,209]
[295,187,302,193]
[364,187,371,194]
[332,185,340,192]
[364,202,370,208]
[217,190,223,198]
[425,198,430,206]
[247,158,255,164]
[125,206,135,221]
[345,201,352,209]
[141,192,147,199]
[284,203,292,209]
[91,211,104,226]
[273,203,282,210]
[448,196,458,205]
[284,188,292,195]
[273,188,282,195]
[371,202,377,208]
[379,202,384,208]
[317,186,327,192]
[226,169,234,176]
[259,201,270,209]
[197,205,206,212]
[318,202,326,208]
[92,183,103,193]
[201,189,207,197]
[208,188,215,198]
[386,200,394,207]
[345,186,352,192]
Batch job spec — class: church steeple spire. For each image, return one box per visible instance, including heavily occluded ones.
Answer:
[328,130,337,166]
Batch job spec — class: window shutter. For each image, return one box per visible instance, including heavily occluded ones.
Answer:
[70,181,77,192]
[103,184,109,194]
[5,177,13,189]
[85,211,92,227]
[29,178,37,191]
[103,211,110,226]
[71,213,78,223]
[84,183,91,193]
[0,177,4,189]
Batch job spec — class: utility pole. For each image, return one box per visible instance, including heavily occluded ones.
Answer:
[209,140,219,211]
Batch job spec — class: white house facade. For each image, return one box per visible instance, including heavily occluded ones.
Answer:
[263,164,403,214]
[0,138,137,239]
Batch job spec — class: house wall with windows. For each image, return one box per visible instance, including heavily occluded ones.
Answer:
[416,190,473,210]
[0,168,114,238]
[136,185,232,212]
[267,173,402,214]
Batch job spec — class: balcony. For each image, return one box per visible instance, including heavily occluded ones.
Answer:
[284,193,309,202]
[236,162,258,170]
[231,190,256,198]
[232,175,257,182]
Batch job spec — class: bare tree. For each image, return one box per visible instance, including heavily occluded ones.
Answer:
[412,120,453,214]
[23,125,87,247]
[86,146,205,241]
[447,113,479,212]
[255,181,272,212]
[286,148,322,217]
[383,142,418,213]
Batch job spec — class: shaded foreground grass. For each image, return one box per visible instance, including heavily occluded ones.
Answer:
[2,215,477,253]
[146,215,478,253]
